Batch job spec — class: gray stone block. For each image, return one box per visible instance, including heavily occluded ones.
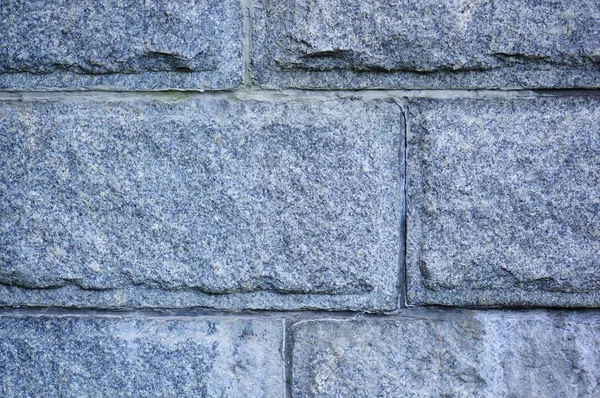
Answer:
[407,97,600,306]
[0,0,242,90]
[0,315,283,397]
[291,311,600,397]
[0,96,403,311]
[252,0,600,89]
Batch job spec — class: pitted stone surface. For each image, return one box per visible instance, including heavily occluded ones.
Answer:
[291,311,600,397]
[407,97,600,306]
[0,97,402,310]
[252,0,600,89]
[0,316,283,397]
[0,0,242,90]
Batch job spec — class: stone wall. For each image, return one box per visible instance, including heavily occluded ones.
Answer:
[1,1,599,396]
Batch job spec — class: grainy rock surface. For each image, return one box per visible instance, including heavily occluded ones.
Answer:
[0,96,402,311]
[0,0,242,90]
[252,0,600,89]
[0,315,284,397]
[407,97,600,306]
[2,0,599,395]
[291,311,600,397]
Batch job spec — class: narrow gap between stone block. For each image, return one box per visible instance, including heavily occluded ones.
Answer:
[2,88,600,103]
[241,0,254,88]
[283,318,294,398]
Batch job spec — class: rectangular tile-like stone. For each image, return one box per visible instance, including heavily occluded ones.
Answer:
[292,311,600,397]
[407,97,600,306]
[0,96,403,311]
[0,315,283,397]
[0,0,242,90]
[252,0,600,89]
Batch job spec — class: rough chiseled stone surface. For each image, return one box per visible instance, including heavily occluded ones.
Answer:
[0,0,242,90]
[252,0,600,89]
[0,316,283,397]
[0,96,402,310]
[291,311,600,397]
[407,97,600,306]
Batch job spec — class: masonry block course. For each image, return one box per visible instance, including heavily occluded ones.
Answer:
[1,0,600,395]
[0,315,284,397]
[291,311,600,397]
[0,0,243,90]
[0,97,403,311]
[252,0,600,89]
[407,97,600,307]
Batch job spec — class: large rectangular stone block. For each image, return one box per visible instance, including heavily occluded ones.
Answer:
[0,315,283,397]
[407,97,600,306]
[252,0,600,89]
[0,96,403,311]
[0,0,242,90]
[291,311,600,397]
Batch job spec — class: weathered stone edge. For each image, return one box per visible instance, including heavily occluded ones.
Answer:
[0,285,400,313]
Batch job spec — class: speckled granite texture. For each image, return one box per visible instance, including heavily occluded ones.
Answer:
[252,0,600,89]
[407,97,600,306]
[0,97,402,311]
[0,316,284,397]
[0,0,242,90]
[291,311,600,397]
[1,0,600,395]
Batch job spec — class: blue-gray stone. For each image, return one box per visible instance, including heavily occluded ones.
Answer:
[0,315,284,397]
[407,97,600,307]
[0,96,402,311]
[291,311,600,397]
[252,0,600,89]
[0,0,242,90]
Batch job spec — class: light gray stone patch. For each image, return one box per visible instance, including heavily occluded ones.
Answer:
[0,315,284,397]
[0,0,242,90]
[407,97,600,306]
[291,311,600,397]
[252,0,600,89]
[0,96,402,311]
